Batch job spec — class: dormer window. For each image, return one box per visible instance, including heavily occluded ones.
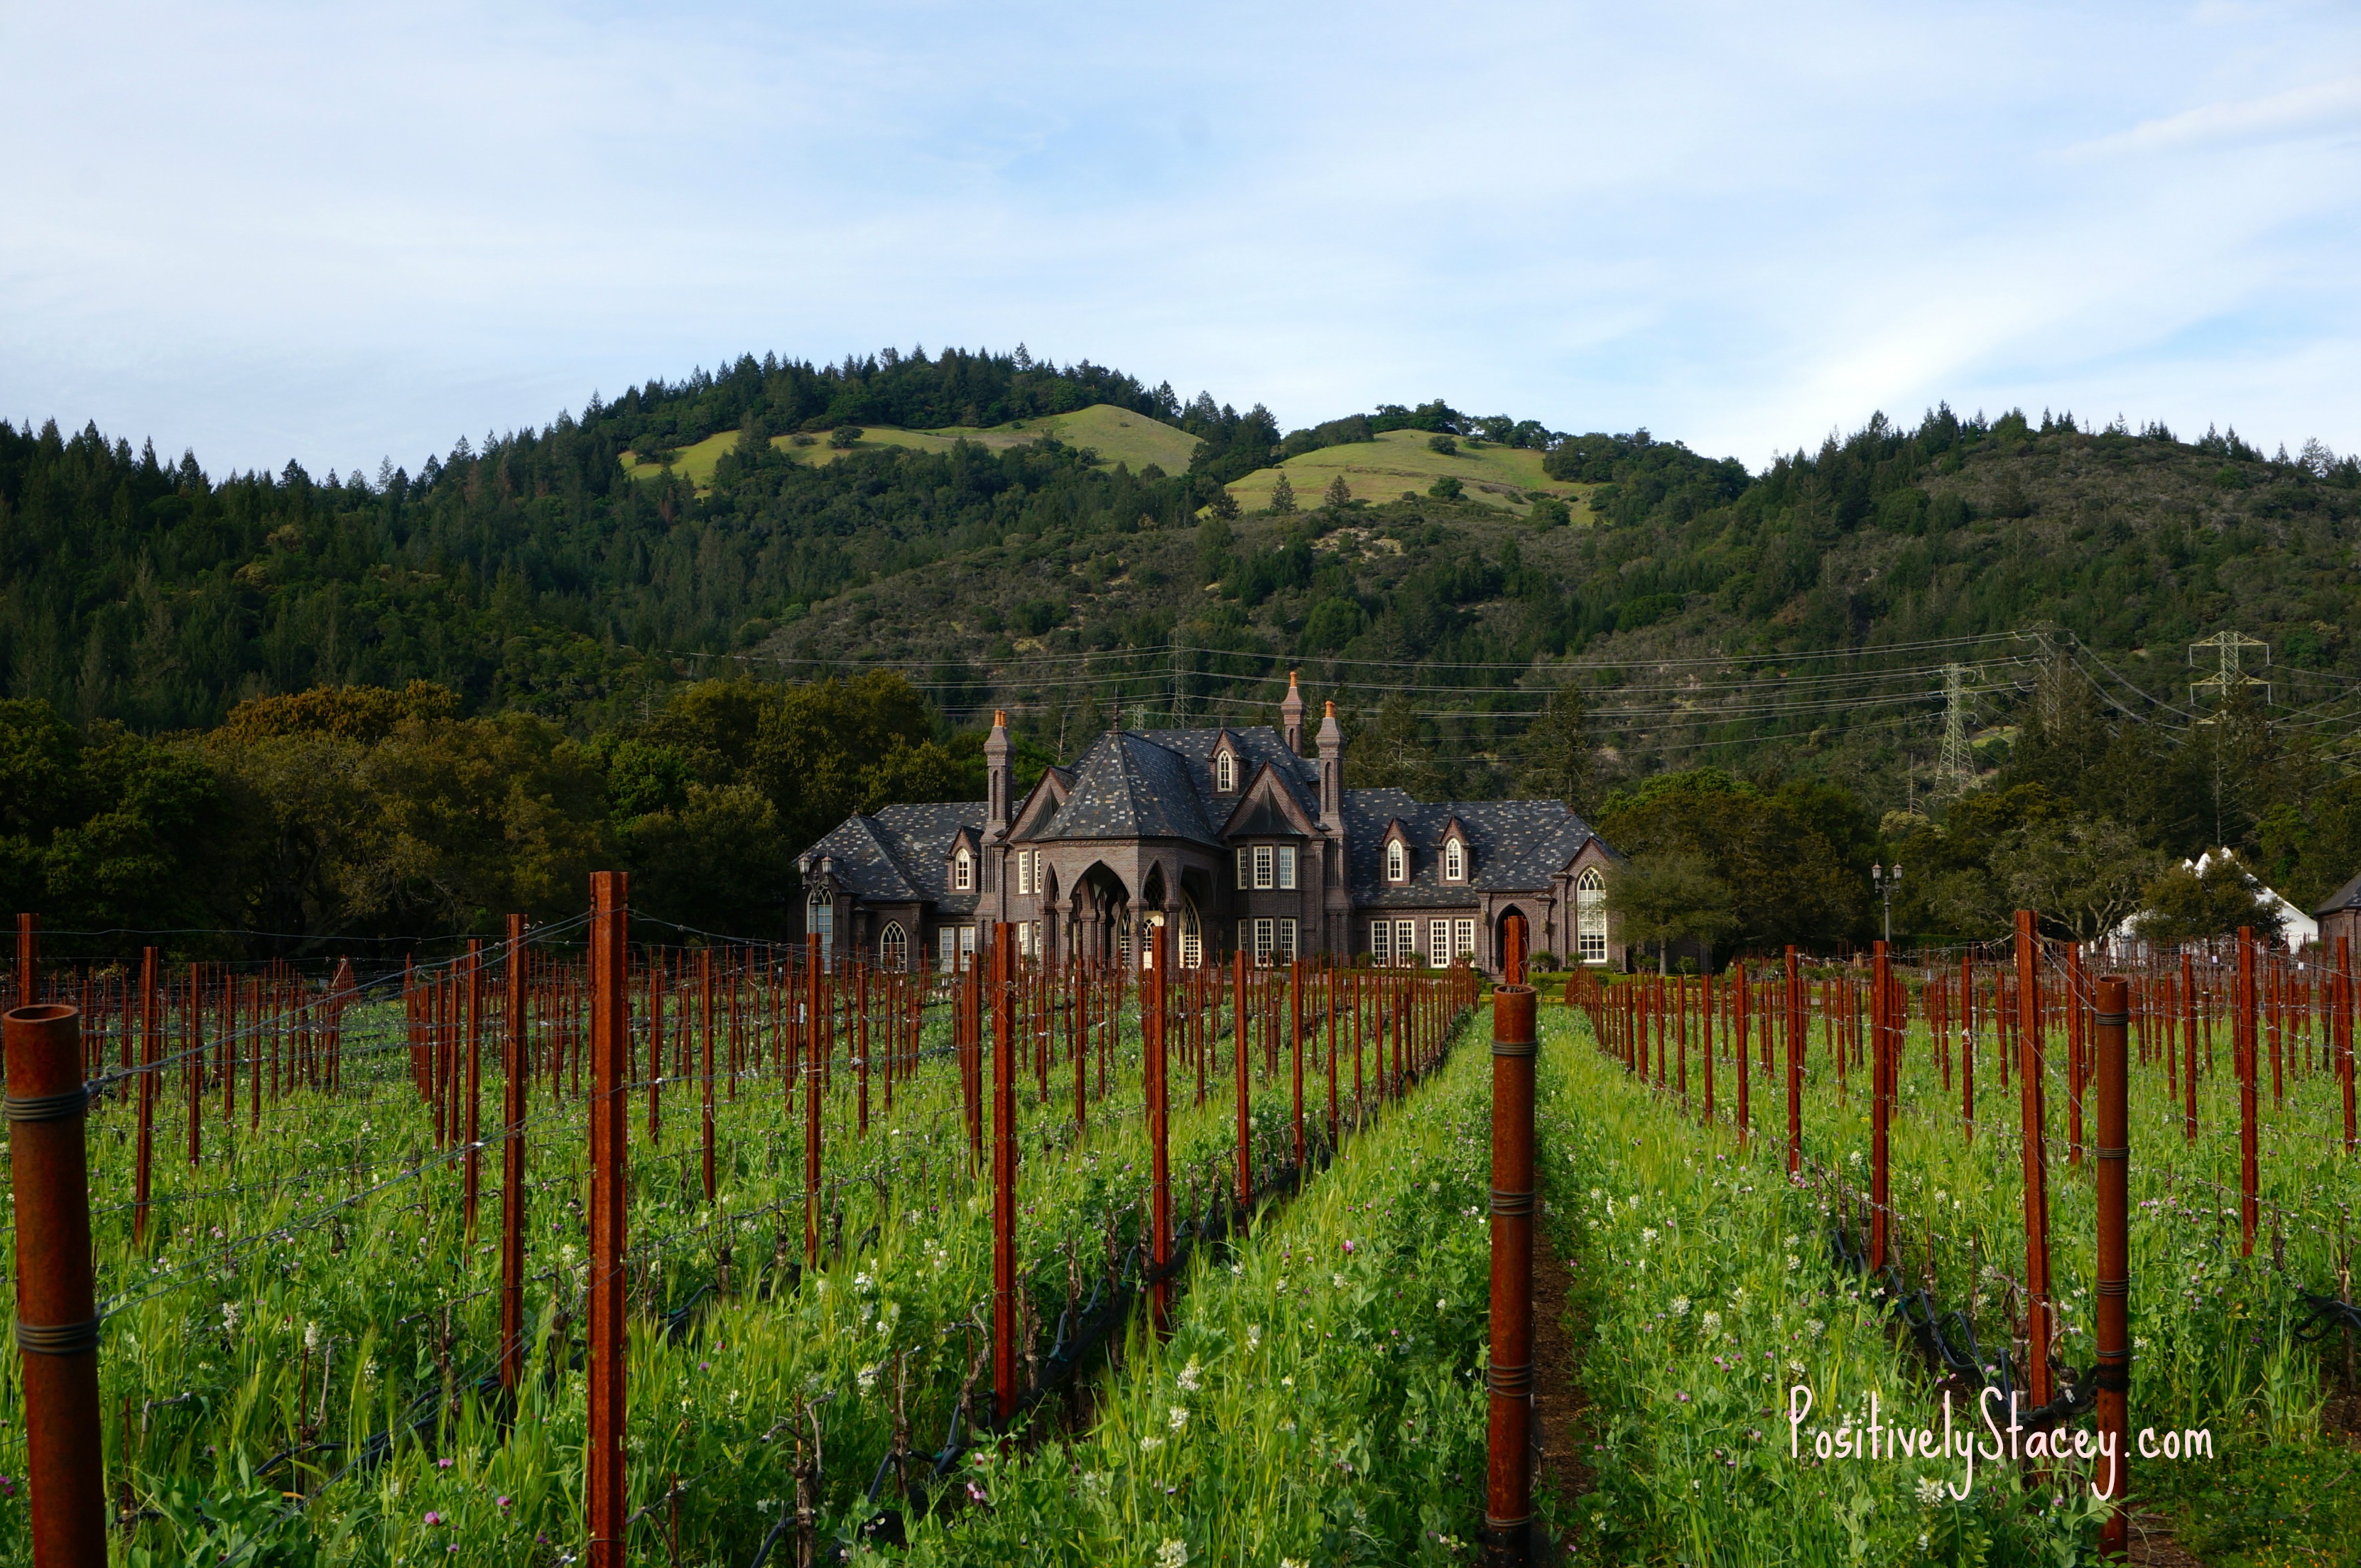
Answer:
[1443,839,1465,882]
[1386,839,1407,883]
[1215,748,1237,792]
[953,846,973,892]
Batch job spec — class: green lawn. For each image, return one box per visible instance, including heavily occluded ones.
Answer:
[621,402,1200,489]
[1223,429,1592,518]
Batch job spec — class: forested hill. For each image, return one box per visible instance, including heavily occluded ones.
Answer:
[8,342,2361,808]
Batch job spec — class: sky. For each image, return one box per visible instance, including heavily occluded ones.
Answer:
[6,0,2361,478]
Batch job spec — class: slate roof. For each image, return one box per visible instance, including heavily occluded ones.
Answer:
[2315,868,2361,918]
[1341,790,1604,908]
[805,800,986,913]
[1134,725,1322,820]
[1028,731,1222,846]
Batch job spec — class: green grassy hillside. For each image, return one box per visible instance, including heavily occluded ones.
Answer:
[622,401,1200,489]
[1222,428,1590,518]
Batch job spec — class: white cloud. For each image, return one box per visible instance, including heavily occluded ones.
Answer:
[4,0,2360,469]
[2069,75,2361,158]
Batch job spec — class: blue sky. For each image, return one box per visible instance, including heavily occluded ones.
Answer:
[6,1,2360,477]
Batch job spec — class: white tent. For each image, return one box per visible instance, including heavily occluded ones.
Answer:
[2106,847,2317,956]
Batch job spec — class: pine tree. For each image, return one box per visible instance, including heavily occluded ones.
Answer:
[1269,472,1296,515]
[1323,474,1352,510]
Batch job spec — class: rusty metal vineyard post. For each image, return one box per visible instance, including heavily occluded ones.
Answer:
[587,872,629,1568]
[1148,922,1172,1334]
[992,924,1019,1423]
[134,946,158,1251]
[2015,911,2054,1413]
[465,939,483,1240]
[2093,975,2132,1559]
[2340,937,2356,1154]
[2238,927,2259,1256]
[1483,980,1537,1566]
[500,914,528,1402]
[1233,949,1252,1208]
[4,998,107,1568]
[13,913,33,1008]
[1870,941,1890,1273]
[1784,946,1803,1177]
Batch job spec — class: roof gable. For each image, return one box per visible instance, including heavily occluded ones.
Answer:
[1032,731,1221,845]
[1219,762,1320,839]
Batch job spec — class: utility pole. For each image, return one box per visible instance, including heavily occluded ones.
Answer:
[1938,663,1974,800]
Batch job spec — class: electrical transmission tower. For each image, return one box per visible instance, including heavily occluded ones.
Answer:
[1171,641,1185,728]
[2188,630,2270,852]
[1938,662,1975,799]
[2189,631,2271,707]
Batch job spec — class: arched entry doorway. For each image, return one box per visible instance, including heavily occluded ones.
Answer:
[1067,864,1133,967]
[1498,907,1529,980]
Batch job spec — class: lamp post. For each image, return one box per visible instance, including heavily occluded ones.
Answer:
[1872,863,1901,946]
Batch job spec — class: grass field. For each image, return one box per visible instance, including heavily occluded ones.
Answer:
[621,403,1200,489]
[1222,430,1592,519]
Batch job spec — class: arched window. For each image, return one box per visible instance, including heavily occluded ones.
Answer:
[1215,750,1235,792]
[1386,839,1407,883]
[953,846,973,892]
[1577,867,1608,963]
[1443,839,1465,882]
[808,891,835,968]
[879,921,908,971]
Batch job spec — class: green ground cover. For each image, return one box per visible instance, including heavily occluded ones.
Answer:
[1550,978,2361,1566]
[1220,430,1591,518]
[888,1006,1497,1566]
[622,403,1200,489]
[0,962,1430,1567]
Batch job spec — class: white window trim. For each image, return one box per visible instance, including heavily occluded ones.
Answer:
[880,921,907,971]
[1577,866,1609,964]
[1236,847,1251,889]
[1253,844,1274,890]
[1253,917,1275,962]
[1443,839,1464,883]
[1215,750,1235,791]
[1385,839,1406,883]
[1453,918,1476,961]
[1276,918,1297,961]
[1394,918,1416,966]
[1277,844,1297,890]
[953,846,973,892]
[1369,920,1391,964]
[1016,850,1031,896]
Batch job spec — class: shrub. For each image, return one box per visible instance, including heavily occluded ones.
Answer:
[1428,475,1464,501]
[829,425,864,449]
[1427,434,1458,455]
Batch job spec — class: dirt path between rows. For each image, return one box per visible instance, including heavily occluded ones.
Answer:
[1529,1197,1592,1559]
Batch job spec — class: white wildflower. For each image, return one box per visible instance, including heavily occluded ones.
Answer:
[1914,1476,1945,1508]
[1247,1325,1261,1350]
[1671,1297,1690,1317]
[1168,1405,1190,1431]
[303,1321,320,1351]
[1140,1434,1164,1452]
[1156,1540,1188,1568]
[1641,1228,1659,1246]
[1701,1311,1722,1334]
[1177,1359,1202,1393]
